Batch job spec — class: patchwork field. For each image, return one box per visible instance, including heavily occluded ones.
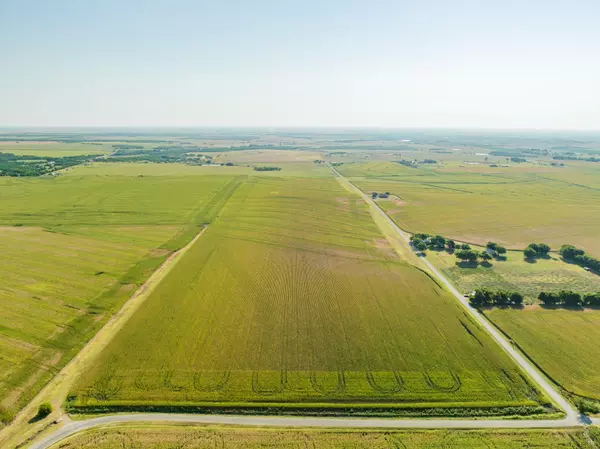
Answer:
[486,307,600,401]
[0,171,240,424]
[428,248,600,302]
[340,161,600,256]
[71,176,545,415]
[50,425,600,449]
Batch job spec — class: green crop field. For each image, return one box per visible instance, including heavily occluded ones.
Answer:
[50,425,599,449]
[71,175,545,415]
[340,161,600,256]
[486,307,600,401]
[428,248,600,302]
[0,170,240,424]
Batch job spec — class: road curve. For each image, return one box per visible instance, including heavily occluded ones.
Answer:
[26,167,590,449]
[328,164,580,423]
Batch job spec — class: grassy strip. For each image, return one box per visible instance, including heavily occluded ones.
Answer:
[66,402,555,419]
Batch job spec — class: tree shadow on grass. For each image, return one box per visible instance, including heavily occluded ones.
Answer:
[524,257,537,264]
[495,255,507,262]
[539,304,585,312]
[456,261,479,269]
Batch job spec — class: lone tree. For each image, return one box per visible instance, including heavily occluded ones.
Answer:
[486,242,498,250]
[496,246,507,255]
[524,247,537,259]
[37,402,52,418]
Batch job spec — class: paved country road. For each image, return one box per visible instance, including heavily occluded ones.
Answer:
[26,166,595,449]
[27,412,599,449]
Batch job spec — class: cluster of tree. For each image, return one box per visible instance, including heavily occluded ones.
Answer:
[395,159,437,168]
[253,166,281,171]
[112,144,144,150]
[410,233,448,252]
[469,288,524,307]
[510,157,527,163]
[0,153,93,177]
[524,243,550,259]
[486,242,507,256]
[560,245,600,272]
[539,291,600,307]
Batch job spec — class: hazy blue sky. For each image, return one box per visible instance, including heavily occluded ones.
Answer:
[1,0,599,128]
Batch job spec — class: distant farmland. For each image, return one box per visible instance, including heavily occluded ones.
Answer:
[486,307,600,401]
[0,171,238,424]
[341,161,600,256]
[72,176,545,415]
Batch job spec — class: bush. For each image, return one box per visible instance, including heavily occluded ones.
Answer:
[37,402,52,418]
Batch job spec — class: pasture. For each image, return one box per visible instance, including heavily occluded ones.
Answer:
[486,307,600,400]
[0,171,239,423]
[71,176,545,415]
[429,248,600,302]
[341,161,600,256]
[51,425,598,449]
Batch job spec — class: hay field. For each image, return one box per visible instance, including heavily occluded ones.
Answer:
[72,176,544,414]
[486,307,600,400]
[51,425,596,449]
[429,248,600,301]
[0,172,239,423]
[341,162,600,255]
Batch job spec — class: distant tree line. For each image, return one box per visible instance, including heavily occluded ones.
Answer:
[553,155,600,162]
[469,288,524,307]
[253,166,281,171]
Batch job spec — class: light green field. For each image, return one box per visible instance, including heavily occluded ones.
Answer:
[427,248,600,301]
[50,425,600,449]
[0,171,239,424]
[71,176,544,415]
[486,307,600,400]
[0,142,112,157]
[340,161,600,256]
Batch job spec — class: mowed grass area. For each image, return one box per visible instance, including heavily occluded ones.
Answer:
[50,425,600,449]
[486,307,600,400]
[428,248,600,302]
[340,161,600,256]
[71,176,545,415]
[0,171,240,423]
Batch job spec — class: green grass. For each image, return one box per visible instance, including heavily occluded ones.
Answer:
[71,176,545,415]
[427,248,600,302]
[0,170,238,424]
[340,161,600,256]
[486,307,600,401]
[50,424,599,448]
[0,142,112,157]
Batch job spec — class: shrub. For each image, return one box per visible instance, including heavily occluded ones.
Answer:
[37,402,52,418]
